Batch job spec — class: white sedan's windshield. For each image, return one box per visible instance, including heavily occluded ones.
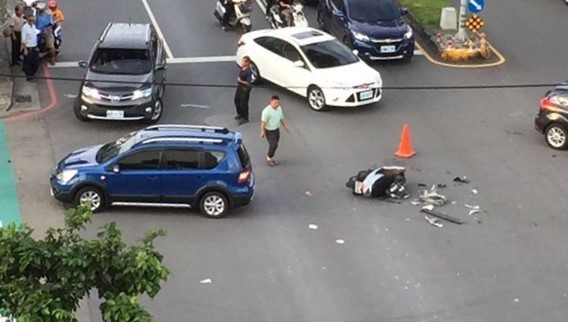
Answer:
[301,40,359,69]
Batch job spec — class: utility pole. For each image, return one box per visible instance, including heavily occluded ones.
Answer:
[454,0,469,43]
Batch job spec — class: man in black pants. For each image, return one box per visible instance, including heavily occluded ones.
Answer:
[234,56,253,125]
[21,14,39,81]
[222,0,234,31]
[260,96,290,166]
[9,5,25,66]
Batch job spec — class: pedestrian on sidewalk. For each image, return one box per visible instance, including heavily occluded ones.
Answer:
[234,56,252,125]
[21,14,39,81]
[9,4,26,66]
[260,95,290,166]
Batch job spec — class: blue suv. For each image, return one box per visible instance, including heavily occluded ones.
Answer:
[318,0,415,61]
[50,125,254,218]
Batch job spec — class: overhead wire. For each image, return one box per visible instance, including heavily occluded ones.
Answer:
[2,72,562,90]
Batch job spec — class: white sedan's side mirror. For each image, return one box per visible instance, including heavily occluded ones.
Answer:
[352,49,359,56]
[293,60,305,68]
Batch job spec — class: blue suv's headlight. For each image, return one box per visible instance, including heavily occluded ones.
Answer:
[352,31,370,42]
[56,169,78,184]
[131,88,153,100]
[404,26,413,39]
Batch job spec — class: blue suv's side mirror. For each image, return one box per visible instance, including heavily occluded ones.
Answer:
[333,10,345,20]
[107,164,120,173]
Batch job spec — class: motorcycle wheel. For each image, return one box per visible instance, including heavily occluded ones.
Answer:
[242,24,252,33]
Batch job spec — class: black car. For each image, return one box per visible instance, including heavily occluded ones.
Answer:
[74,23,167,123]
[535,84,568,150]
[317,0,414,61]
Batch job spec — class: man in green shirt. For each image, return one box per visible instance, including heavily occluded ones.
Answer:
[260,95,290,166]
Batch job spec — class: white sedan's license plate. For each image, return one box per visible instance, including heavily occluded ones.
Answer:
[359,90,374,101]
[380,45,396,53]
[106,110,124,119]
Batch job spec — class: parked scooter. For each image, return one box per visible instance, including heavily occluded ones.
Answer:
[38,24,62,60]
[267,2,308,29]
[214,0,253,33]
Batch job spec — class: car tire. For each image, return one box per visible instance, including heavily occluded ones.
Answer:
[402,53,413,63]
[199,191,229,218]
[250,61,262,84]
[545,123,568,150]
[145,98,163,124]
[74,186,105,213]
[307,85,327,111]
[73,98,89,122]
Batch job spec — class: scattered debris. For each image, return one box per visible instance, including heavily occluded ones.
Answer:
[199,279,212,284]
[513,298,519,303]
[552,154,557,158]
[417,183,427,187]
[465,204,480,216]
[63,93,78,99]
[471,189,478,194]
[453,176,470,184]
[425,215,444,228]
[422,204,434,211]
[308,224,318,230]
[305,190,312,197]
[410,199,421,206]
[437,183,447,189]
[529,221,538,227]
[451,201,457,205]
[419,185,448,206]
[421,208,465,225]
[335,239,345,245]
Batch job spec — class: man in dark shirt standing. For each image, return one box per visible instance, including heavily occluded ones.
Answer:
[235,56,253,125]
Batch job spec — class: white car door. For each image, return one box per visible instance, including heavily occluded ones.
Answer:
[280,42,312,97]
[249,36,289,86]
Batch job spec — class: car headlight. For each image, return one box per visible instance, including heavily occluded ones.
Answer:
[374,75,383,87]
[352,31,370,42]
[56,169,78,184]
[404,26,413,39]
[82,86,100,99]
[132,88,153,100]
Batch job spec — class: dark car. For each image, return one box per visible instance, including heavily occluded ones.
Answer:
[50,124,254,218]
[317,0,414,61]
[74,23,167,123]
[535,84,568,150]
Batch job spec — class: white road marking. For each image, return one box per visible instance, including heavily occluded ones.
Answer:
[49,56,238,68]
[180,103,211,109]
[414,50,423,56]
[168,56,237,64]
[141,0,174,59]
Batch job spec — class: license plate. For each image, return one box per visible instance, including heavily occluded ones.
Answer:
[359,90,374,100]
[106,110,124,119]
[380,45,396,53]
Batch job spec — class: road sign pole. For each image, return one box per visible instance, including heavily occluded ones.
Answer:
[455,0,469,43]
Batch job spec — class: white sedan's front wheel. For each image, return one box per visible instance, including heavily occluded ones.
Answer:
[307,85,327,111]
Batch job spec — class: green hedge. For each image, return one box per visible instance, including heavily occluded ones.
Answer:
[399,0,453,29]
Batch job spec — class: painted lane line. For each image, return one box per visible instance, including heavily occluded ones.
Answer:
[414,50,423,56]
[141,0,174,59]
[180,103,211,109]
[49,56,238,68]
[168,56,236,64]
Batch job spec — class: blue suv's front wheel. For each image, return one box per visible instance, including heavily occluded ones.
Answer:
[199,191,229,218]
[74,186,106,213]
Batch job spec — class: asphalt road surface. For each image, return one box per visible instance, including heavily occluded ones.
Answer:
[5,0,568,321]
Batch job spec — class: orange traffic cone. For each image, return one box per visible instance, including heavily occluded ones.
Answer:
[395,124,416,158]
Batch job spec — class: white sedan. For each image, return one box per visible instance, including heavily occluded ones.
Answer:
[236,27,383,111]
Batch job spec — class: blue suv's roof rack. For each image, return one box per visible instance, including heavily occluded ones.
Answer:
[144,124,230,134]
[141,137,227,145]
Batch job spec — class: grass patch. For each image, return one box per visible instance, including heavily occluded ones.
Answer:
[399,0,454,29]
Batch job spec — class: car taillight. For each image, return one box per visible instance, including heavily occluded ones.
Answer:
[540,97,558,111]
[237,169,251,183]
[237,39,246,48]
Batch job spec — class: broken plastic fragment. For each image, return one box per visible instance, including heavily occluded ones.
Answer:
[305,190,312,196]
[419,185,447,206]
[513,298,519,303]
[465,204,480,210]
[453,176,470,183]
[471,189,478,194]
[424,215,443,228]
[335,239,345,245]
[308,224,318,230]
[410,200,421,206]
[199,279,212,284]
[422,204,434,211]
[437,183,447,188]
[468,209,480,216]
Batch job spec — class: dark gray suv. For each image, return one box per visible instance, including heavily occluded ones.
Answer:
[74,23,167,123]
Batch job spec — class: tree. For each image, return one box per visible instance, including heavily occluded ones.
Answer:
[0,205,170,322]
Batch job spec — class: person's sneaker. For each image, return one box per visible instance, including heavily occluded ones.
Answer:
[234,115,242,120]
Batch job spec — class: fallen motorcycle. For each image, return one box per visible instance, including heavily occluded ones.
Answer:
[346,166,409,199]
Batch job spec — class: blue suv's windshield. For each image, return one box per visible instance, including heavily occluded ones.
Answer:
[348,0,401,22]
[96,131,138,163]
